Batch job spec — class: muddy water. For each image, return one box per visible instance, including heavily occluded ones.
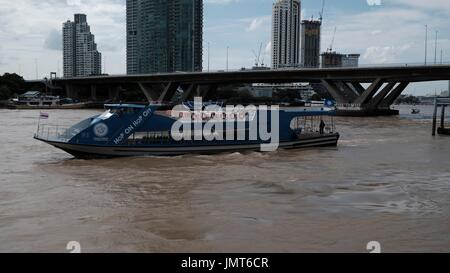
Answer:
[0,105,449,252]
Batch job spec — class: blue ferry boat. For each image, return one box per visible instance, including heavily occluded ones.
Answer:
[34,103,339,158]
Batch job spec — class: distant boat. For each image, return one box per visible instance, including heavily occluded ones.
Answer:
[411,108,421,114]
[7,91,90,109]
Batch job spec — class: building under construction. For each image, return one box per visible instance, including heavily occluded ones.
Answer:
[301,19,321,68]
[321,52,360,68]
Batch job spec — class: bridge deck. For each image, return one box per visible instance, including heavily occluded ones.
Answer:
[51,65,450,85]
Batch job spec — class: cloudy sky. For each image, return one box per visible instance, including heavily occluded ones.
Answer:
[0,0,449,94]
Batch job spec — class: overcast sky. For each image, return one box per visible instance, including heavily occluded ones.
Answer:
[0,0,449,95]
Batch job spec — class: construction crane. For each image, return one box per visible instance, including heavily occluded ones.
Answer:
[327,27,337,53]
[319,0,325,22]
[261,49,266,67]
[252,42,264,67]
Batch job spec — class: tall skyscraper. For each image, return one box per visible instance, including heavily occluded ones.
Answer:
[63,14,101,78]
[271,0,301,69]
[126,0,203,74]
[301,19,321,68]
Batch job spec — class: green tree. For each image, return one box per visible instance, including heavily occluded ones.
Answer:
[0,73,26,98]
[273,89,302,102]
[0,85,12,100]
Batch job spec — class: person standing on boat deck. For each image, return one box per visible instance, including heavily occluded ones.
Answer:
[320,119,326,135]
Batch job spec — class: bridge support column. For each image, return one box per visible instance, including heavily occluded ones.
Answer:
[379,82,409,108]
[138,83,159,102]
[65,84,78,99]
[322,78,410,116]
[181,83,198,102]
[158,82,180,103]
[90,85,97,101]
[347,82,366,95]
[108,86,120,102]
[201,84,218,99]
[320,80,348,103]
[353,78,384,105]
[368,82,397,109]
[336,82,358,101]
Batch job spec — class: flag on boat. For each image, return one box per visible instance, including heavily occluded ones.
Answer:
[39,112,49,119]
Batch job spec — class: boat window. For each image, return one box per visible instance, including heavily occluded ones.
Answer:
[98,109,114,120]
[291,116,336,134]
[290,117,306,130]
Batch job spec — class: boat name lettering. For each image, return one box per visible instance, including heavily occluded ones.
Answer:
[113,108,151,145]
[114,133,125,145]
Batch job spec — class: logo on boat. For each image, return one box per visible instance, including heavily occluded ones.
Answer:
[93,123,109,137]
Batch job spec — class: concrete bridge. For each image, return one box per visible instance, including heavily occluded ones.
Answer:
[31,65,450,116]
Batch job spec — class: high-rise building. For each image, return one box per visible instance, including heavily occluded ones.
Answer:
[63,14,101,78]
[271,0,302,69]
[301,20,321,68]
[126,0,203,74]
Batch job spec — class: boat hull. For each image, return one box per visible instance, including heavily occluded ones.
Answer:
[35,133,340,158]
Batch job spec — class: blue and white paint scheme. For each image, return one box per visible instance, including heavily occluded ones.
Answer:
[34,103,340,158]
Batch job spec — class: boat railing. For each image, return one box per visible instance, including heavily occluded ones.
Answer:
[35,124,72,142]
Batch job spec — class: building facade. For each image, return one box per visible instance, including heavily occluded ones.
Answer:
[342,54,360,67]
[321,52,343,68]
[321,52,360,68]
[63,14,101,78]
[301,20,321,68]
[126,0,203,74]
[271,0,302,69]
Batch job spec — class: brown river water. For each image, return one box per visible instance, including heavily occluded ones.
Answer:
[0,105,449,252]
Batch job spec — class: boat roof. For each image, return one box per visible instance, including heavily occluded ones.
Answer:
[284,107,336,116]
[21,91,41,96]
[104,104,147,109]
[103,104,336,116]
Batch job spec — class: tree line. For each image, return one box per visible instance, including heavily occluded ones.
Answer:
[0,73,26,100]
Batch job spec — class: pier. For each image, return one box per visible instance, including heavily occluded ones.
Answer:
[432,97,450,136]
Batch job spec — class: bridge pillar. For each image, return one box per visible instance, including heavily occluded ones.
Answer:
[180,83,199,102]
[90,85,97,101]
[321,78,410,116]
[347,82,366,95]
[158,82,180,103]
[138,83,159,102]
[353,78,384,105]
[108,86,120,102]
[201,84,218,99]
[333,82,358,101]
[367,82,397,109]
[320,80,348,103]
[379,82,409,108]
[65,84,78,99]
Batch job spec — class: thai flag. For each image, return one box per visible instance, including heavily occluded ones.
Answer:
[39,112,49,119]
